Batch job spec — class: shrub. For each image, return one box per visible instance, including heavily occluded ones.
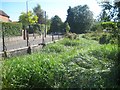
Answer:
[90,22,103,32]
[99,34,111,44]
[82,32,102,41]
[1,22,22,36]
[60,38,80,46]
[64,33,78,39]
[88,44,118,60]
[42,44,65,53]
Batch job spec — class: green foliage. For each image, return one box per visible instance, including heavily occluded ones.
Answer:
[91,22,103,32]
[64,33,78,40]
[65,22,70,33]
[66,5,94,34]
[42,44,65,53]
[101,22,117,30]
[2,54,65,88]
[99,34,111,44]
[2,36,119,88]
[82,29,118,44]
[19,11,38,28]
[88,44,118,60]
[33,4,45,24]
[40,24,45,32]
[1,22,22,36]
[28,23,46,34]
[30,24,40,33]
[0,23,2,37]
[82,32,103,41]
[97,1,118,22]
[101,21,119,44]
[49,15,63,33]
[60,38,80,47]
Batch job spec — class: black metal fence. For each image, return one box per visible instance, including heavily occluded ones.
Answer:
[0,28,63,57]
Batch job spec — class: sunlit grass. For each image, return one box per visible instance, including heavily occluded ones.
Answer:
[2,36,119,88]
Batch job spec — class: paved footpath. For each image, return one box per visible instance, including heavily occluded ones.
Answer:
[0,34,62,52]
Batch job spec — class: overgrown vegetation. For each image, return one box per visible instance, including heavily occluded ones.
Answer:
[82,21,119,45]
[2,36,119,88]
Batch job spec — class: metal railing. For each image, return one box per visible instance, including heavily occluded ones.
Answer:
[0,29,63,57]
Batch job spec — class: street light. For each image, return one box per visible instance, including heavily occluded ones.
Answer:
[44,11,47,38]
[26,0,31,46]
[26,0,32,54]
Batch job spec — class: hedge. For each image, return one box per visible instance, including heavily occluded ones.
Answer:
[0,22,22,36]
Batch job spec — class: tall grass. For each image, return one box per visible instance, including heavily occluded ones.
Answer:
[2,37,119,88]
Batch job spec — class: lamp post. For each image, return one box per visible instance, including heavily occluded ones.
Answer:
[26,0,29,46]
[45,11,47,38]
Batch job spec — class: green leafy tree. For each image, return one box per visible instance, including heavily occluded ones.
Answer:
[66,5,94,34]
[98,1,113,22]
[46,19,51,33]
[91,21,103,32]
[65,22,70,33]
[19,11,38,28]
[33,4,45,24]
[97,0,120,22]
[49,15,63,33]
[114,1,120,21]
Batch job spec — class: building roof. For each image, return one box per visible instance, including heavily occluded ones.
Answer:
[0,10,10,18]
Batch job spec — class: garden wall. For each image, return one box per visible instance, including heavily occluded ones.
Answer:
[0,39,60,59]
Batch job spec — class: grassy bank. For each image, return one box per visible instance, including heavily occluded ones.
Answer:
[2,35,119,88]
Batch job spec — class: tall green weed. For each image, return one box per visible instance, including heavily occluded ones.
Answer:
[2,36,119,88]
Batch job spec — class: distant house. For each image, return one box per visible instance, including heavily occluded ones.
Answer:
[0,10,10,22]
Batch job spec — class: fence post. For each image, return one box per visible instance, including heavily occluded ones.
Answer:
[52,33,54,41]
[2,27,7,57]
[27,29,29,46]
[58,33,60,40]
[26,25,30,46]
[2,27,5,52]
[42,32,44,43]
[45,11,47,38]
[23,25,26,40]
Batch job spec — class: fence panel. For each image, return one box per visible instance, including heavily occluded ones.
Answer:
[0,22,63,58]
[0,23,2,53]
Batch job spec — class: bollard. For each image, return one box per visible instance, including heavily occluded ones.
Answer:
[52,33,54,41]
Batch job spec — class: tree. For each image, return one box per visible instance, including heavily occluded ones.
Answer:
[19,11,38,39]
[65,22,70,33]
[33,4,45,24]
[98,1,113,22]
[19,11,38,28]
[114,1,120,21]
[66,5,94,34]
[49,15,63,33]
[97,0,120,22]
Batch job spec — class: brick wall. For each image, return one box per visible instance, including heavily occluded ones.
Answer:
[0,15,10,22]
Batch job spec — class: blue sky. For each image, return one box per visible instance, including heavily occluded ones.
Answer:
[0,0,103,22]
